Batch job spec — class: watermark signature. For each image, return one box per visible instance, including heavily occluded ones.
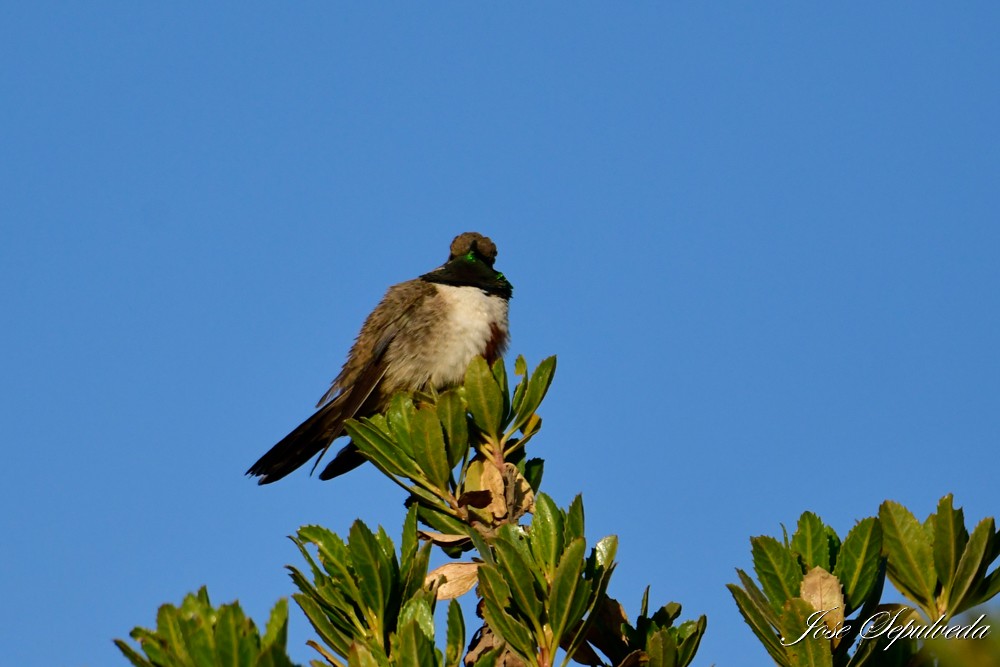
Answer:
[781,607,991,651]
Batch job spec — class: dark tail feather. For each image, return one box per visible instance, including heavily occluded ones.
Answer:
[318,442,367,480]
[246,401,345,485]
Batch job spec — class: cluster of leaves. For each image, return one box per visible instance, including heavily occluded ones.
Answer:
[291,490,704,667]
[881,495,999,622]
[289,507,464,667]
[728,494,1000,667]
[344,356,554,544]
[288,356,705,667]
[115,587,298,667]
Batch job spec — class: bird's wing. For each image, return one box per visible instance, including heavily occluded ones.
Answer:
[247,281,436,484]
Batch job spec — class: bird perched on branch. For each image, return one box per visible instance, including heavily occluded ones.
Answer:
[247,232,512,484]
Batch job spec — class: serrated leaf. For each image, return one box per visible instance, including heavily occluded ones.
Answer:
[348,521,392,627]
[113,640,155,667]
[736,568,781,627]
[155,606,192,664]
[529,493,563,576]
[522,458,544,493]
[400,506,419,581]
[752,536,804,612]
[833,517,883,614]
[410,407,451,489]
[477,563,511,606]
[492,535,544,627]
[491,357,510,423]
[386,394,417,459]
[436,390,469,469]
[675,615,707,667]
[879,501,937,615]
[445,600,465,667]
[549,537,587,642]
[594,535,618,570]
[564,494,585,544]
[780,598,833,667]
[509,356,556,436]
[345,419,420,479]
[261,598,289,650]
[464,356,503,437]
[399,596,436,642]
[401,542,432,604]
[645,627,678,667]
[479,566,535,659]
[948,517,996,616]
[800,567,844,645]
[347,641,383,667]
[214,605,243,667]
[292,591,353,658]
[728,582,790,666]
[791,512,831,572]
[933,494,968,604]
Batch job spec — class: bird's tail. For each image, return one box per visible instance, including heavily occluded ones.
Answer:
[246,400,345,485]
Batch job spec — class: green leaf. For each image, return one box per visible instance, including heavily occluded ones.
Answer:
[478,566,535,659]
[398,596,436,643]
[948,517,995,615]
[510,355,528,415]
[156,605,193,664]
[261,598,289,650]
[933,494,969,603]
[593,535,618,570]
[675,615,707,667]
[400,506,419,582]
[346,419,421,479]
[291,590,353,658]
[779,598,833,667]
[414,505,468,544]
[510,356,556,436]
[832,517,883,614]
[751,536,803,612]
[645,628,678,667]
[445,600,465,667]
[522,458,544,493]
[436,390,469,469]
[791,512,831,572]
[392,611,437,667]
[296,526,364,605]
[825,525,842,570]
[564,494,585,544]
[410,407,451,490]
[879,501,936,615]
[727,583,790,667]
[113,640,155,667]
[214,605,243,667]
[491,357,511,423]
[549,537,587,643]
[464,356,503,438]
[386,394,417,459]
[492,534,544,628]
[401,543,433,603]
[529,493,563,576]
[348,521,392,626]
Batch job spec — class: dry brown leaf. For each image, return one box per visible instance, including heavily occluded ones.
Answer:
[502,463,535,521]
[481,461,508,520]
[417,530,471,546]
[800,566,845,646]
[425,561,480,600]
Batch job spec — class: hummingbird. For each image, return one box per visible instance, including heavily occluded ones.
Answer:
[247,232,512,484]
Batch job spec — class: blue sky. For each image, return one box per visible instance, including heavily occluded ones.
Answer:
[2,4,998,665]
